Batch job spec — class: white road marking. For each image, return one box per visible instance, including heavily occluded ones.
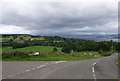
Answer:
[93,63,96,66]
[92,62,97,81]
[55,62,58,64]
[41,65,45,67]
[7,74,16,78]
[36,66,41,69]
[25,70,30,72]
[4,61,67,79]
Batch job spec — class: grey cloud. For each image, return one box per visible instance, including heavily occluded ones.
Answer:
[1,0,118,35]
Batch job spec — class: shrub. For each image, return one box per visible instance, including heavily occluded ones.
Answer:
[2,52,11,58]
[98,50,103,54]
[62,46,71,53]
[2,50,29,59]
[101,51,112,56]
[53,47,58,52]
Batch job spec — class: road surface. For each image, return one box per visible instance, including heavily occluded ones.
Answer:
[2,54,118,79]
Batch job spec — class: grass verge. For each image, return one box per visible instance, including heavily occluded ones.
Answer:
[2,46,110,61]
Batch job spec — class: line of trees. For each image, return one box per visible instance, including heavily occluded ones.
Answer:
[2,36,119,53]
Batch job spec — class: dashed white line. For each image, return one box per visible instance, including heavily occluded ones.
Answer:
[40,65,46,67]
[7,74,16,78]
[25,70,30,72]
[4,61,67,79]
[93,63,96,66]
[36,66,41,69]
[92,62,97,81]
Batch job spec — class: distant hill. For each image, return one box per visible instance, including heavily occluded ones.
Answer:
[1,34,119,42]
[2,34,32,38]
[59,34,119,42]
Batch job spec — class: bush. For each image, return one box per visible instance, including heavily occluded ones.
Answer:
[12,42,28,49]
[62,46,71,53]
[98,50,103,54]
[53,47,58,52]
[101,52,112,56]
[39,53,47,58]
[2,50,29,59]
[2,52,11,58]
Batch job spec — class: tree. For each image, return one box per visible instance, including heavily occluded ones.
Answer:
[12,42,27,49]
[53,47,58,52]
[62,46,71,53]
[19,37,24,40]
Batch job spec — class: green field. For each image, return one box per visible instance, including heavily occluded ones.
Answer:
[0,37,13,42]
[1,35,45,43]
[2,46,61,53]
[18,35,45,41]
[0,38,2,42]
[2,46,101,61]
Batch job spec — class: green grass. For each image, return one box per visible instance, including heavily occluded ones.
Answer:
[18,35,45,41]
[31,37,45,41]
[0,38,2,42]
[0,37,13,42]
[2,46,61,53]
[0,35,45,43]
[2,52,100,61]
[53,40,64,43]
[2,46,102,61]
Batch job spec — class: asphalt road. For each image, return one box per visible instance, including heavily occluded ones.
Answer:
[2,54,118,79]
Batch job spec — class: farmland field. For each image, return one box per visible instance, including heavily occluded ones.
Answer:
[2,46,61,53]
[0,38,2,42]
[1,34,116,61]
[1,36,13,42]
[2,46,101,61]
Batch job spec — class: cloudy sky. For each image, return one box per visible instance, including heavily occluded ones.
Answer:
[0,0,118,35]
